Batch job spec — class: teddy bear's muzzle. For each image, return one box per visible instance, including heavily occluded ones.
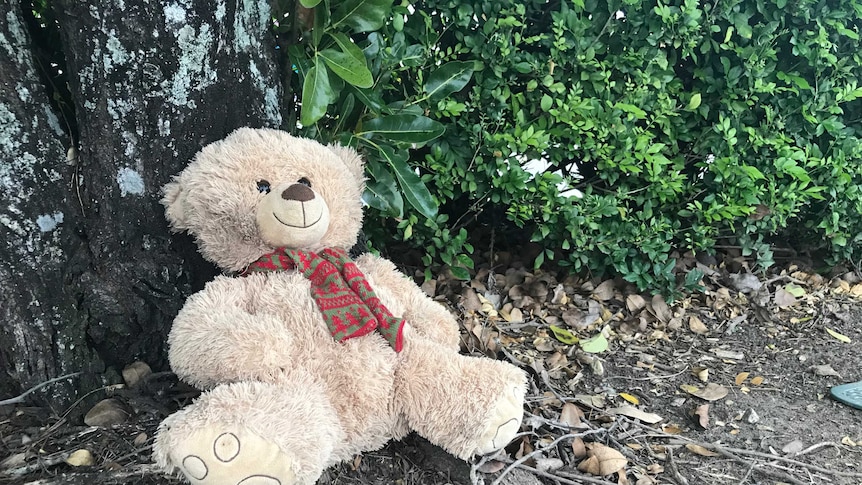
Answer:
[256,183,331,248]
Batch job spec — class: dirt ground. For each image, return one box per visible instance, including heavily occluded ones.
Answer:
[2,255,862,485]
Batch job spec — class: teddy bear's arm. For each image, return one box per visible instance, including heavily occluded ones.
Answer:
[354,253,460,352]
[167,276,298,389]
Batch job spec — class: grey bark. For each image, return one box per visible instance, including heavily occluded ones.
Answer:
[0,0,284,409]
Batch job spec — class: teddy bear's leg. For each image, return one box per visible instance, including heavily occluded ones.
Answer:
[394,331,527,460]
[154,378,345,485]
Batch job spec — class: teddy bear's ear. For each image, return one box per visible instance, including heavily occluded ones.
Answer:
[161,178,189,231]
[327,144,366,183]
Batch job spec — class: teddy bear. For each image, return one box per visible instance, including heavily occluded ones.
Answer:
[152,127,527,485]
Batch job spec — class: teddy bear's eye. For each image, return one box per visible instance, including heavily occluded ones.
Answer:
[297,177,312,188]
[256,180,271,194]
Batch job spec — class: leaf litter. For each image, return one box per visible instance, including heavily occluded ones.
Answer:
[3,255,862,485]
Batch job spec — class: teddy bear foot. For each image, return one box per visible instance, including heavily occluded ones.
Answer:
[171,426,296,485]
[473,381,526,455]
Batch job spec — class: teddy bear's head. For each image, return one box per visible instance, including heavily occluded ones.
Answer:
[162,128,366,272]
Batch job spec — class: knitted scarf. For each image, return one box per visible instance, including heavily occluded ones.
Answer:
[241,247,405,352]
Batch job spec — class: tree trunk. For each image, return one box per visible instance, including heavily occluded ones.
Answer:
[0,0,284,410]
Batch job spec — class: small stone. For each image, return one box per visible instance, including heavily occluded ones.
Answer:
[743,409,759,424]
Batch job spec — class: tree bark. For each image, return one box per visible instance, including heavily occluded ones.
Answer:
[0,0,284,409]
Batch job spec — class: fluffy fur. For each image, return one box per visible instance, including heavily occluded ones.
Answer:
[154,128,526,485]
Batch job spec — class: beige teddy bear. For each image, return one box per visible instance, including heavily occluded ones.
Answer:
[153,128,527,485]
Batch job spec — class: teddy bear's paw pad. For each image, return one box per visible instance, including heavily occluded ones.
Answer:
[474,384,525,455]
[172,427,296,485]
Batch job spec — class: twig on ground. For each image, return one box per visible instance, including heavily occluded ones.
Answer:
[1,451,70,478]
[630,418,862,479]
[20,463,166,485]
[794,441,841,457]
[490,429,608,485]
[528,464,619,485]
[687,442,862,479]
[605,368,688,381]
[666,446,690,485]
[0,373,83,407]
[737,460,756,485]
[707,445,806,485]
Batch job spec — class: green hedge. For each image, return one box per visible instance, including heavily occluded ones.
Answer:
[280,0,862,293]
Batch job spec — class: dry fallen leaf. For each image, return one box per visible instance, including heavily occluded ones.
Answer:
[694,404,710,428]
[681,383,729,401]
[606,405,663,424]
[560,403,584,427]
[551,284,568,305]
[735,372,750,386]
[774,287,797,308]
[578,443,627,476]
[650,295,672,323]
[1,452,26,469]
[572,437,587,458]
[578,455,602,475]
[750,376,764,386]
[535,457,564,473]
[65,449,95,467]
[712,349,745,360]
[688,315,709,335]
[841,436,857,447]
[626,294,647,313]
[691,367,709,382]
[593,280,616,301]
[729,272,762,293]
[810,364,841,377]
[685,444,720,457]
[476,460,506,473]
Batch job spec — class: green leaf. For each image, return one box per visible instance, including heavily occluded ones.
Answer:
[687,93,702,111]
[423,61,474,101]
[377,145,438,219]
[549,325,578,345]
[319,48,373,88]
[741,165,765,180]
[350,85,386,113]
[541,94,552,111]
[825,327,852,344]
[332,0,394,33]
[579,333,609,353]
[784,284,805,297]
[614,102,647,119]
[363,159,404,217]
[300,0,322,6]
[360,115,445,143]
[301,60,335,126]
[450,266,470,280]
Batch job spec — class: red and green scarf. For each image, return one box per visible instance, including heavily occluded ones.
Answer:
[242,247,404,352]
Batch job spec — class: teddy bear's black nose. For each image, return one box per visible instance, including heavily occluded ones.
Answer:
[281,183,314,202]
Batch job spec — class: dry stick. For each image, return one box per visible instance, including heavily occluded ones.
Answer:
[681,442,862,479]
[524,464,619,485]
[707,445,806,485]
[631,421,862,480]
[1,451,70,478]
[794,441,841,457]
[489,429,608,485]
[20,463,165,485]
[737,461,756,485]
[0,372,83,406]
[666,446,690,485]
